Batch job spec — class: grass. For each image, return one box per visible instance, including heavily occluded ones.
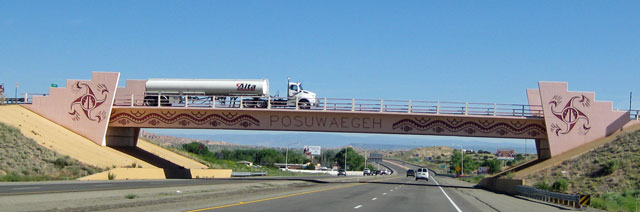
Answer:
[0,122,103,181]
[108,172,116,180]
[591,191,640,212]
[125,194,137,199]
[460,175,486,184]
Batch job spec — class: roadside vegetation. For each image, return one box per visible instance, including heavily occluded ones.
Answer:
[175,142,370,176]
[0,122,102,181]
[525,129,640,212]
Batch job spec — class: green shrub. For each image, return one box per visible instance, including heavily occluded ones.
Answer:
[551,178,569,193]
[592,192,639,212]
[602,159,622,175]
[53,156,74,168]
[533,181,550,191]
[125,194,137,199]
[108,172,116,180]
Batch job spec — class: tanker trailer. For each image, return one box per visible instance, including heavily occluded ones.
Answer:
[143,78,316,109]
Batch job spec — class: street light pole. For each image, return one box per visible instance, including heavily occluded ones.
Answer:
[15,83,19,104]
[285,141,299,170]
[344,148,347,171]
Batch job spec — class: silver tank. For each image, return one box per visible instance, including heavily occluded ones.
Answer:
[145,79,269,96]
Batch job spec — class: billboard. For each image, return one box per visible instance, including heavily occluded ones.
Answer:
[304,146,321,156]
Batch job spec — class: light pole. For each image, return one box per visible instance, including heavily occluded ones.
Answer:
[285,141,299,170]
[15,83,19,104]
[453,144,464,176]
[344,147,348,171]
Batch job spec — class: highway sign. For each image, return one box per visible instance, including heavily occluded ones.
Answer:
[51,83,58,88]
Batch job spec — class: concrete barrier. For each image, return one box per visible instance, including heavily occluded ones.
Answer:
[478,178,525,195]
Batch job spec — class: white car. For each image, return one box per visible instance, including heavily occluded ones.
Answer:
[415,168,429,181]
[363,169,371,176]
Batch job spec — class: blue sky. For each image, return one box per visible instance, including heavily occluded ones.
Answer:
[2,1,639,150]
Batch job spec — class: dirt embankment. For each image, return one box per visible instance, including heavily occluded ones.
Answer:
[525,128,640,195]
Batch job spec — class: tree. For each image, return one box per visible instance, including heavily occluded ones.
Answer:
[335,147,365,171]
[485,159,503,174]
[183,142,209,155]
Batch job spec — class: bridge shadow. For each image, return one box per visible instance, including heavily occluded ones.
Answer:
[110,146,192,179]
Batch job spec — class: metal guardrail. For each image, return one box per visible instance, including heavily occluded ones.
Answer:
[113,94,546,118]
[231,172,267,177]
[515,185,587,209]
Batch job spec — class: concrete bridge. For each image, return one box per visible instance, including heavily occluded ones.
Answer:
[22,72,640,161]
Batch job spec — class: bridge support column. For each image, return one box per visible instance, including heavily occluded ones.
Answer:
[106,127,140,147]
[535,139,551,160]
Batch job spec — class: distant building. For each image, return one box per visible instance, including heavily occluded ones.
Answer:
[236,160,253,167]
[369,152,383,163]
[424,156,433,161]
[0,84,4,96]
[496,149,515,160]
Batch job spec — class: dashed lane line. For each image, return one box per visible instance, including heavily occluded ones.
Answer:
[372,198,377,200]
[186,176,401,212]
[354,205,362,209]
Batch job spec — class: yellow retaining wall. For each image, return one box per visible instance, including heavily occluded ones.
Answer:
[78,168,166,180]
[137,139,208,169]
[78,168,232,180]
[190,169,232,179]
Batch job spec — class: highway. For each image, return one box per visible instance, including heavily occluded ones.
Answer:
[0,176,338,196]
[0,161,572,212]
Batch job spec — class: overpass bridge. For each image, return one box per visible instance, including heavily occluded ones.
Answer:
[20,72,640,161]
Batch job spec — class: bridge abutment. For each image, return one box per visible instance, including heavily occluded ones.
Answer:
[105,127,140,147]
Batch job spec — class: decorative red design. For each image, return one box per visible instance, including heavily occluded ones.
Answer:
[392,118,546,137]
[110,111,259,128]
[549,95,591,135]
[68,82,109,122]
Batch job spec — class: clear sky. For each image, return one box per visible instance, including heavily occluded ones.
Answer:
[1,1,639,149]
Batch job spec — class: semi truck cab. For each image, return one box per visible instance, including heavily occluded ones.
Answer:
[287,81,317,108]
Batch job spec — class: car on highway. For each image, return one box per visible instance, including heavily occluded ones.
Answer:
[415,168,429,181]
[337,169,347,176]
[406,169,415,177]
[374,170,382,175]
[363,168,371,176]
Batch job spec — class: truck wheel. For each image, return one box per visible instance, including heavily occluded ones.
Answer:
[144,96,158,106]
[298,99,310,109]
[256,100,267,108]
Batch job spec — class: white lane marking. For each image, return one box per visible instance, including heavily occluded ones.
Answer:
[372,197,377,200]
[390,189,393,191]
[383,193,387,195]
[12,187,40,190]
[354,205,362,209]
[94,184,113,187]
[432,177,463,212]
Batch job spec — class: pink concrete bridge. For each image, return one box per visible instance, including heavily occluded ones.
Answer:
[22,72,640,160]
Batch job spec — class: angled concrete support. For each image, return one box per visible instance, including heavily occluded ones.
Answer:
[105,127,140,147]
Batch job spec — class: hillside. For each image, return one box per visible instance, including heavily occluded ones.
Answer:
[0,122,102,181]
[140,130,237,147]
[524,128,640,196]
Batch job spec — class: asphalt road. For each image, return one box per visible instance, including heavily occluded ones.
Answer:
[0,176,339,196]
[186,161,472,212]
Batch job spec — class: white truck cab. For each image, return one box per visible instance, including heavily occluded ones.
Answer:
[287,79,317,108]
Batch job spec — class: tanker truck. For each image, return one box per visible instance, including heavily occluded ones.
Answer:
[143,78,317,109]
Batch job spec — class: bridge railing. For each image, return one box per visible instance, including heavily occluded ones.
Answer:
[113,94,546,118]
